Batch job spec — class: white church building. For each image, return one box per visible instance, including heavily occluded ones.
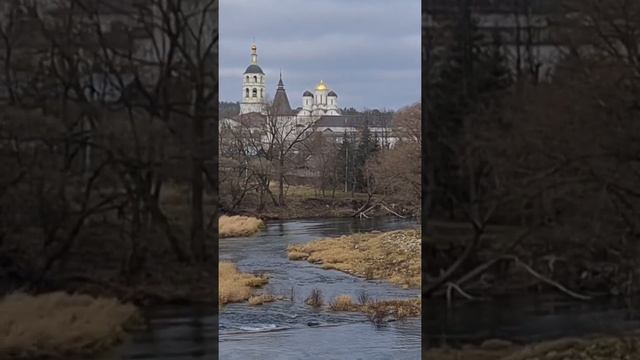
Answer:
[224,43,395,147]
[239,43,341,118]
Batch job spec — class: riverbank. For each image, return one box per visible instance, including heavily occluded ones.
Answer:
[0,292,141,359]
[226,184,419,220]
[423,220,640,300]
[287,229,421,288]
[424,332,640,360]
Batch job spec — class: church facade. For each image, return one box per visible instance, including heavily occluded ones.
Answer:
[239,43,341,118]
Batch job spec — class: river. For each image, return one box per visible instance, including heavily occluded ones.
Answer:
[106,217,640,359]
[108,217,421,360]
[425,294,640,347]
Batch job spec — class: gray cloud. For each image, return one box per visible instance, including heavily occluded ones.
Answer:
[220,0,420,111]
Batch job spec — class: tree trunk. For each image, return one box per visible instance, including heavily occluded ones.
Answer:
[278,158,285,206]
[190,93,206,262]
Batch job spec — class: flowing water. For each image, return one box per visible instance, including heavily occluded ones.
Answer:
[425,294,640,347]
[109,217,421,360]
[105,217,640,359]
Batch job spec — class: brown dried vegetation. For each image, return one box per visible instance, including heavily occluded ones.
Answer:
[218,262,269,305]
[327,294,421,324]
[0,292,141,359]
[219,215,265,238]
[288,230,420,288]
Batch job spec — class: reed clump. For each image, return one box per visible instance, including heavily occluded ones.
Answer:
[328,295,355,311]
[305,288,324,307]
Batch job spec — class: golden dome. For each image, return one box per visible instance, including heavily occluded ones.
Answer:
[315,80,328,91]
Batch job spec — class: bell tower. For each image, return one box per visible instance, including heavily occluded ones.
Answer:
[240,43,267,115]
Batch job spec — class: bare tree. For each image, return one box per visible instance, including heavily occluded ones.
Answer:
[365,103,421,212]
[263,110,316,206]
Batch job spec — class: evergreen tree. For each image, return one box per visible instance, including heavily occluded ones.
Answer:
[219,101,240,118]
[340,107,360,115]
[353,122,379,192]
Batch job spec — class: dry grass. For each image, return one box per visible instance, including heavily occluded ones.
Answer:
[327,294,421,324]
[366,299,421,320]
[0,292,140,359]
[248,294,276,306]
[328,295,354,311]
[288,229,421,288]
[219,261,269,305]
[219,215,265,238]
[287,250,307,260]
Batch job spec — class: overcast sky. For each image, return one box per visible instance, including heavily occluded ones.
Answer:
[219,0,420,111]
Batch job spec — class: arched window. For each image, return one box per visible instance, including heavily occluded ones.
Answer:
[253,75,257,82]
[245,88,249,97]
[260,88,264,98]
[252,88,257,97]
[246,76,249,82]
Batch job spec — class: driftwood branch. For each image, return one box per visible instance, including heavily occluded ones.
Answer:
[509,255,592,301]
[352,201,373,217]
[380,203,406,218]
[447,254,592,302]
[445,282,483,306]
[424,230,483,296]
[456,257,505,287]
[353,201,408,219]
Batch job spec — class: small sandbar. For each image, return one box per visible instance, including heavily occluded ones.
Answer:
[288,229,421,288]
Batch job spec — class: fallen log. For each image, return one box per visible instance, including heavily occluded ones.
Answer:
[379,203,406,218]
[445,255,592,302]
[509,256,592,301]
